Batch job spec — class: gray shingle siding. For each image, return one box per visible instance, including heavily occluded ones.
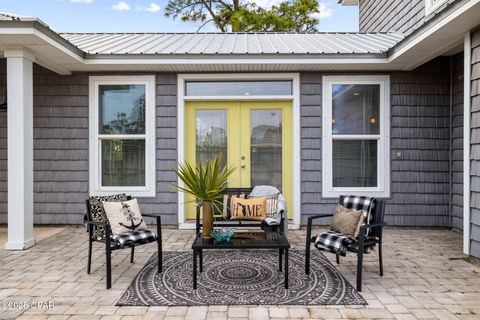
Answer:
[301,58,451,227]
[359,0,456,36]
[0,62,178,225]
[470,29,480,258]
[451,53,464,230]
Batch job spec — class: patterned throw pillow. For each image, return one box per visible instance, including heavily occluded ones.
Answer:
[102,199,148,236]
[330,204,365,238]
[222,194,246,219]
[249,193,279,218]
[230,196,267,221]
[88,193,128,238]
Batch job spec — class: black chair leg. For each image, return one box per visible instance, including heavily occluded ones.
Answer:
[106,245,112,289]
[130,246,135,263]
[305,242,311,275]
[87,239,92,274]
[379,239,384,277]
[157,237,162,273]
[356,249,363,292]
[336,253,340,265]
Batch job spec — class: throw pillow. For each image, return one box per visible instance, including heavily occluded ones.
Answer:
[88,193,128,239]
[102,199,148,236]
[249,193,279,218]
[222,194,246,219]
[330,204,365,238]
[230,196,267,221]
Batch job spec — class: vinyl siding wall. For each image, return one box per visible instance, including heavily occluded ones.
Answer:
[0,58,457,227]
[451,53,464,230]
[470,29,480,258]
[0,62,178,225]
[301,57,451,227]
[359,0,456,36]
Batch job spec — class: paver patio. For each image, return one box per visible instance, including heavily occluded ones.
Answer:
[0,226,479,320]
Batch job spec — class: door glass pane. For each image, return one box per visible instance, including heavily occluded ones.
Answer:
[333,140,377,187]
[196,110,227,167]
[332,84,380,135]
[250,110,282,191]
[186,81,292,96]
[99,85,146,134]
[101,139,145,186]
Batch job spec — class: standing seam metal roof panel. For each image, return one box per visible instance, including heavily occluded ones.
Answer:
[59,32,405,55]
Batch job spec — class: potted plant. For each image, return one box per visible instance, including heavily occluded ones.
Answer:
[174,156,235,239]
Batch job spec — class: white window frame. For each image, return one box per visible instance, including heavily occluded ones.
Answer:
[425,0,448,15]
[322,75,390,198]
[89,75,156,197]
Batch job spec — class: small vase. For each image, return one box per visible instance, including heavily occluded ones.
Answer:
[202,201,213,239]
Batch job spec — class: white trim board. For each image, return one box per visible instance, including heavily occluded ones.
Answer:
[177,73,301,227]
[463,32,471,256]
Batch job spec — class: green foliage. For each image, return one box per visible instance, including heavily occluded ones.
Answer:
[173,156,235,205]
[164,0,320,32]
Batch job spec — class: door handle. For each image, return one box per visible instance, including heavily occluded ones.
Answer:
[241,164,246,169]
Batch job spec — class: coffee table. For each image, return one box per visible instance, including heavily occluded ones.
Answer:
[191,231,291,289]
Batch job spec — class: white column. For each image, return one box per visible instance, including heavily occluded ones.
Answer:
[4,49,35,250]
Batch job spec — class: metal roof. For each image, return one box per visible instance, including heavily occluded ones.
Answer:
[60,32,404,55]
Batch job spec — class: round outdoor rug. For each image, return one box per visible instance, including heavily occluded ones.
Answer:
[116,250,366,306]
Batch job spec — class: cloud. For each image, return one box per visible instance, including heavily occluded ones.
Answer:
[314,3,334,19]
[70,0,93,3]
[112,1,131,11]
[144,3,160,12]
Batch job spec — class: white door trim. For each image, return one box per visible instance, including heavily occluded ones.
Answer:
[177,73,301,229]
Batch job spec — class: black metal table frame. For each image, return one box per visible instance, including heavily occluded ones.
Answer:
[192,234,290,290]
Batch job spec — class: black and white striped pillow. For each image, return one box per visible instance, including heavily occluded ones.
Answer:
[249,193,279,218]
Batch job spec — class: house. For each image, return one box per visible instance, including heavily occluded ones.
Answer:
[0,0,479,260]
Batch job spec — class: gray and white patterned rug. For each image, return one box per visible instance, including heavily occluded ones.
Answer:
[117,250,366,306]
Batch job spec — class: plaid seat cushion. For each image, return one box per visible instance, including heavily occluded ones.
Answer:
[111,229,156,248]
[341,195,375,237]
[314,231,356,256]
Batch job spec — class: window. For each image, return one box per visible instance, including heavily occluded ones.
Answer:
[425,0,447,15]
[322,75,390,198]
[185,80,292,96]
[89,76,156,196]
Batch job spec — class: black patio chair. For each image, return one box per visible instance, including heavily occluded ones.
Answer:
[84,194,162,289]
[305,195,386,291]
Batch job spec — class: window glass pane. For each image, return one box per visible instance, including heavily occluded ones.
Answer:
[101,139,145,186]
[196,110,227,168]
[186,81,292,96]
[250,110,282,191]
[332,84,380,135]
[99,85,146,134]
[333,140,377,188]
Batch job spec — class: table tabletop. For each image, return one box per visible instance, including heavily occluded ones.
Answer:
[192,231,290,249]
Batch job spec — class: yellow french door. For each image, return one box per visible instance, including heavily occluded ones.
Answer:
[184,101,293,220]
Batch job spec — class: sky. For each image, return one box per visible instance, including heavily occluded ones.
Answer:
[0,0,359,33]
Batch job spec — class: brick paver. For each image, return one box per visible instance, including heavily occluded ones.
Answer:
[0,227,479,319]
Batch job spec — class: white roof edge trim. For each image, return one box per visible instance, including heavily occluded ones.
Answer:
[82,57,389,65]
[338,0,359,6]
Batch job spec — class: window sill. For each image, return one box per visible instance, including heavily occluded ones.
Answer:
[90,188,156,198]
[322,188,390,199]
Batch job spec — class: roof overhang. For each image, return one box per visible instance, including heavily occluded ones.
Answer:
[0,0,479,74]
[388,0,480,69]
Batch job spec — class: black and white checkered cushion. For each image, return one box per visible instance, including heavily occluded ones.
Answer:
[314,231,355,256]
[341,195,375,237]
[111,229,156,248]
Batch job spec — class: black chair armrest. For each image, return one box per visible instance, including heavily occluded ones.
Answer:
[142,213,161,218]
[84,220,109,227]
[360,222,386,231]
[306,214,334,245]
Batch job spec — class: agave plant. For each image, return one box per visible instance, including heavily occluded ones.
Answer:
[173,156,235,239]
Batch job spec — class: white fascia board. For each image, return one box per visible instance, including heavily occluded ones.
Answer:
[338,0,359,5]
[82,57,388,65]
